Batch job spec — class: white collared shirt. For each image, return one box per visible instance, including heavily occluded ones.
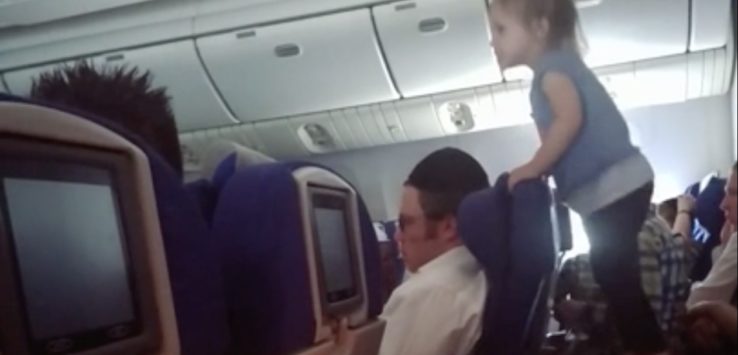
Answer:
[688,233,737,308]
[378,246,488,355]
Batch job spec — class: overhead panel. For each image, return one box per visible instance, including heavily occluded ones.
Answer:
[632,54,688,108]
[95,40,238,132]
[252,119,310,159]
[356,106,393,146]
[594,62,637,109]
[689,0,732,51]
[472,86,497,131]
[702,50,718,97]
[3,62,74,97]
[489,81,531,128]
[686,51,706,100]
[373,0,502,98]
[394,97,445,141]
[578,0,689,68]
[379,103,408,143]
[196,9,398,122]
[328,110,363,151]
[339,108,374,149]
[0,0,152,28]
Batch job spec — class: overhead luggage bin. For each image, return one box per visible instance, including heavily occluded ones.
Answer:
[196,9,398,122]
[578,0,689,68]
[95,40,238,132]
[373,0,502,98]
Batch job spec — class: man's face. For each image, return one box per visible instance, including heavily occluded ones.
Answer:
[720,170,737,227]
[395,186,450,273]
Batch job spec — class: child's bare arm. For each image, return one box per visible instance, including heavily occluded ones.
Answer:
[528,71,583,175]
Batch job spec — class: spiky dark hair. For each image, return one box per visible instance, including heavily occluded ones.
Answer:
[31,60,183,177]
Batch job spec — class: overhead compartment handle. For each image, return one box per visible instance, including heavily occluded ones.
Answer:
[395,2,416,11]
[236,30,257,39]
[419,18,448,34]
[105,53,125,62]
[274,44,302,58]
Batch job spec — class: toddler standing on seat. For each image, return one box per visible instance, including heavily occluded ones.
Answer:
[488,0,667,354]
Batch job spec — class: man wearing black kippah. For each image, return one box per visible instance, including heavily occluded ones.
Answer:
[379,148,490,355]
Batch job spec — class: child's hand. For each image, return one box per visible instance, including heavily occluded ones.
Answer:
[508,163,541,191]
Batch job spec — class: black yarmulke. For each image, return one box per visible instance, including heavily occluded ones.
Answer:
[407,147,490,194]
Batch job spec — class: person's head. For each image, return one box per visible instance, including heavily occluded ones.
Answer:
[31,61,183,177]
[658,197,679,228]
[488,0,579,70]
[396,148,489,273]
[719,162,738,228]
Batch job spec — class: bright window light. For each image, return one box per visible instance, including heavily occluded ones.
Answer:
[568,211,591,256]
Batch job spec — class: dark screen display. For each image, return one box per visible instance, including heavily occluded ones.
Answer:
[314,207,355,295]
[2,169,136,342]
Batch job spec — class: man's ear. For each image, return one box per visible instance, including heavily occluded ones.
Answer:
[438,215,459,242]
[533,17,550,40]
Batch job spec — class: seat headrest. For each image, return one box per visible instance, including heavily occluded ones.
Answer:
[0,93,229,355]
[212,161,382,354]
[457,174,556,354]
[458,174,512,275]
[0,94,180,355]
[206,140,275,183]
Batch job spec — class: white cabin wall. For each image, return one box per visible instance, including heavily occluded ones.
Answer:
[309,95,735,221]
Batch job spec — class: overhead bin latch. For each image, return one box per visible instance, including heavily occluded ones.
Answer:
[395,2,417,11]
[275,44,302,58]
[419,18,448,34]
[105,54,125,62]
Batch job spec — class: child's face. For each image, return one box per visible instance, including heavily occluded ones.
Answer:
[489,2,539,70]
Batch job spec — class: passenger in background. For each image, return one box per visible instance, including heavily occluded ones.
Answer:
[668,195,701,260]
[379,148,489,355]
[669,194,734,265]
[489,0,664,353]
[682,301,737,355]
[658,198,679,229]
[687,162,737,309]
[712,221,735,264]
[554,207,695,353]
[670,195,697,241]
[30,61,184,177]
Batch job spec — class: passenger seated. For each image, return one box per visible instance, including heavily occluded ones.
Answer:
[379,148,489,355]
[682,301,737,355]
[658,198,679,229]
[30,61,184,178]
[688,162,737,309]
[713,221,736,264]
[686,175,729,282]
[375,222,400,304]
[24,62,230,354]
